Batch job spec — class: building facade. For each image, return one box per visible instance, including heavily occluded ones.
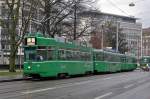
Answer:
[79,10,142,58]
[142,27,150,56]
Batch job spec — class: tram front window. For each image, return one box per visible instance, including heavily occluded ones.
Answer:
[28,53,36,61]
[26,53,44,61]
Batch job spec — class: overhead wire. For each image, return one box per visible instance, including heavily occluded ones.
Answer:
[106,0,130,16]
[134,0,145,3]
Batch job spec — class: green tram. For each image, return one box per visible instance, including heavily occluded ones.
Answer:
[93,50,137,73]
[24,33,93,77]
[140,56,150,67]
[23,33,137,78]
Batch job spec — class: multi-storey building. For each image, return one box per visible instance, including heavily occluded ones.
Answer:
[142,27,150,56]
[79,10,142,58]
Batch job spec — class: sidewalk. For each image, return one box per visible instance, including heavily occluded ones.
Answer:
[0,75,23,82]
[0,70,24,82]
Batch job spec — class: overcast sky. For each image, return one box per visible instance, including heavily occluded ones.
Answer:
[95,0,150,28]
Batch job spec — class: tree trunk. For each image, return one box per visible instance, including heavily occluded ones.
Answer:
[9,54,16,72]
[9,44,16,72]
[9,28,16,72]
[73,3,77,40]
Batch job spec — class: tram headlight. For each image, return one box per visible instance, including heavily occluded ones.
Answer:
[28,66,31,69]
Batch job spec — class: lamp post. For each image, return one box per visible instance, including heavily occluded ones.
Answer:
[101,25,104,49]
[140,24,143,57]
[116,22,120,52]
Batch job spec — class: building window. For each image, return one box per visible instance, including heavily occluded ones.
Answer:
[2,44,4,49]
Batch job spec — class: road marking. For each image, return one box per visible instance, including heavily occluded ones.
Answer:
[124,84,134,89]
[22,76,115,94]
[138,80,146,84]
[22,74,133,94]
[22,80,94,94]
[103,77,112,80]
[94,92,112,99]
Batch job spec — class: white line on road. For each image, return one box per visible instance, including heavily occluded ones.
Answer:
[22,87,55,94]
[94,92,113,99]
[103,77,112,80]
[22,77,114,94]
[138,80,146,84]
[124,84,134,89]
[22,80,94,94]
[21,74,135,94]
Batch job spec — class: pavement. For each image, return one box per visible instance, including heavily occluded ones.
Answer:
[0,74,23,82]
[0,70,150,99]
[0,70,23,82]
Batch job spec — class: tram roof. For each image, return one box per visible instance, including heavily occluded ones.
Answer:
[25,32,92,51]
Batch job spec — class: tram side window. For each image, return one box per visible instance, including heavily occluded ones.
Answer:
[80,52,83,61]
[126,58,128,63]
[58,50,66,60]
[96,52,103,61]
[105,53,112,62]
[116,55,121,62]
[37,49,47,61]
[121,57,126,63]
[81,52,90,61]
[103,53,106,61]
[111,55,116,62]
[47,49,54,60]
[72,51,79,61]
[86,53,91,61]
[80,52,89,61]
[128,57,132,63]
[66,51,72,60]
[80,52,84,61]
[76,51,80,60]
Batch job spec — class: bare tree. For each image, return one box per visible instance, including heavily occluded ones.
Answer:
[61,0,98,41]
[34,0,75,37]
[0,0,36,72]
[104,21,128,53]
[34,0,97,41]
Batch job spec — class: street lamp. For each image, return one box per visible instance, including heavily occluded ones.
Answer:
[129,2,135,7]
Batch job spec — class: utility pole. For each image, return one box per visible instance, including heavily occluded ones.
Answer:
[140,24,143,57]
[73,0,77,40]
[101,25,104,49]
[116,22,119,52]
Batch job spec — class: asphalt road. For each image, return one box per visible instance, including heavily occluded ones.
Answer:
[0,70,150,99]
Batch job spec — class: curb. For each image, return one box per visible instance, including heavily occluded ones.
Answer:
[0,78,24,83]
[0,76,32,83]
